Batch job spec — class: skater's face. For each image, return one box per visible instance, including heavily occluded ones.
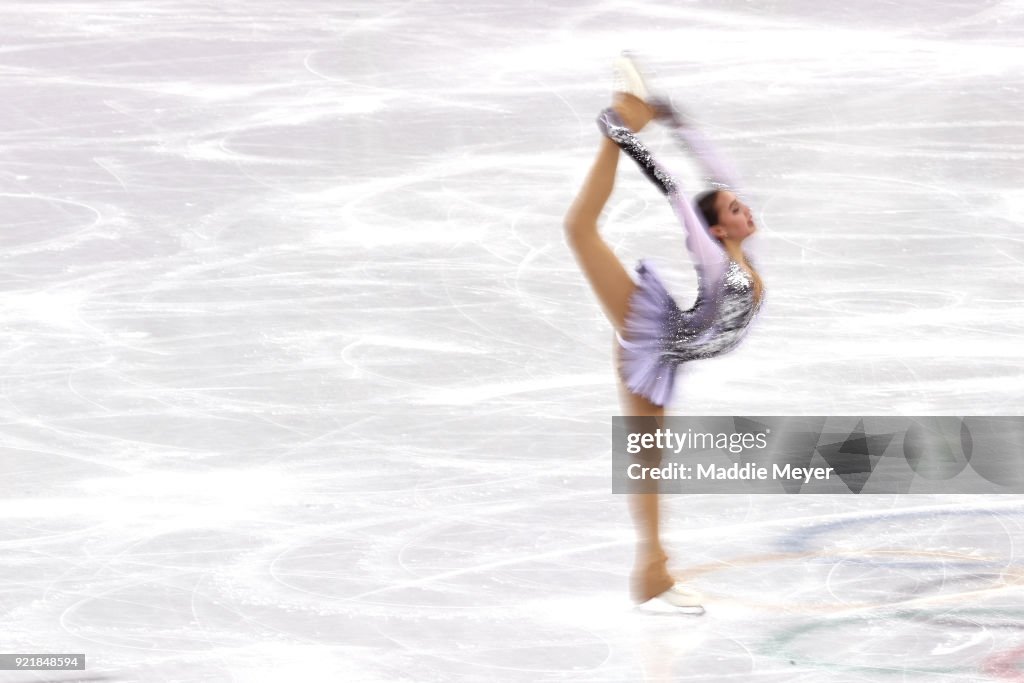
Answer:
[710,191,755,242]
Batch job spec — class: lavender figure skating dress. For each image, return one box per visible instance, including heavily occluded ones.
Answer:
[598,108,763,407]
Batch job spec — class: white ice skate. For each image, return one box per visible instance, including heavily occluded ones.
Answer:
[637,583,706,616]
[613,52,689,128]
[613,52,650,101]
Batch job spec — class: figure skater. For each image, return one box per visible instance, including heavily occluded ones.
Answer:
[563,60,764,613]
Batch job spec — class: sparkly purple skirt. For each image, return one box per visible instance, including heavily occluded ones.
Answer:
[617,259,683,407]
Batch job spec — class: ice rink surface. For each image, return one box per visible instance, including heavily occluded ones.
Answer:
[1,0,1023,681]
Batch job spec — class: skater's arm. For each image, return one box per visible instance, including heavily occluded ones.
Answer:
[597,108,677,196]
[666,191,729,289]
[653,101,742,189]
[598,108,729,285]
[669,125,742,190]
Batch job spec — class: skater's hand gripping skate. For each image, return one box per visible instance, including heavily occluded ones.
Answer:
[612,92,654,133]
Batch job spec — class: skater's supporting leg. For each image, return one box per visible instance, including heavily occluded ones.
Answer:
[616,337,673,602]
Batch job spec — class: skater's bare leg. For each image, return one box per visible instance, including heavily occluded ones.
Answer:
[564,94,655,332]
[617,338,673,602]
[564,137,635,331]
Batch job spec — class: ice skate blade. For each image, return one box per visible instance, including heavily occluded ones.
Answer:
[636,601,706,616]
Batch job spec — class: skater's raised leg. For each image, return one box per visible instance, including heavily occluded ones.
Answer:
[563,93,654,332]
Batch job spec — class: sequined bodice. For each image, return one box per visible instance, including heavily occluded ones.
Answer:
[662,260,762,363]
[719,260,760,327]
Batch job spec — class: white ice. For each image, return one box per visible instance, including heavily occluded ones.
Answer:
[1,1,1023,681]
